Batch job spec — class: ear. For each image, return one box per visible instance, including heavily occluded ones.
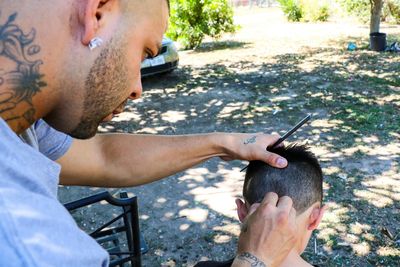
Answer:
[307,205,327,231]
[79,0,108,45]
[235,198,248,223]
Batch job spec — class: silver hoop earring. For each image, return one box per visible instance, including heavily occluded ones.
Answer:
[88,37,104,51]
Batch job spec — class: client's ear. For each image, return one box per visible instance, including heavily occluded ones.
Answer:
[307,205,328,231]
[235,198,248,223]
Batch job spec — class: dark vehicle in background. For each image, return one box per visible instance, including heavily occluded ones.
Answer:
[140,37,179,77]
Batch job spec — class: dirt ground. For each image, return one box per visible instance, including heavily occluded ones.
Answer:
[58,7,400,267]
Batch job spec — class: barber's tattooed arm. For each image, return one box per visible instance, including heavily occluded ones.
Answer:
[0,12,46,132]
[237,252,267,267]
[244,135,257,145]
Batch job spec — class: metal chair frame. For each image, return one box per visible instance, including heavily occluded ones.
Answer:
[64,191,142,267]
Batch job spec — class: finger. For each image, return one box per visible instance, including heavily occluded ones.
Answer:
[289,207,296,222]
[261,192,279,206]
[288,207,297,234]
[275,197,293,226]
[248,203,260,216]
[277,196,294,213]
[266,133,280,145]
[264,151,288,168]
[270,133,281,141]
[257,134,287,167]
[266,133,284,149]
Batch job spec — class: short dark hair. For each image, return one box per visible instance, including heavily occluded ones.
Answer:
[243,144,323,214]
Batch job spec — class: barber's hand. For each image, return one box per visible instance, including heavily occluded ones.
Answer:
[219,133,287,168]
[233,192,297,267]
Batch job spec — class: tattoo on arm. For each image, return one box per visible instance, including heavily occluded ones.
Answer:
[237,252,266,267]
[244,136,257,145]
[0,12,47,129]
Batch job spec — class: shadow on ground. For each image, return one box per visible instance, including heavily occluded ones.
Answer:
[193,40,252,53]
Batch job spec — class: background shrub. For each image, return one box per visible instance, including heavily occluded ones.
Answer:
[387,0,400,23]
[301,0,330,22]
[167,0,237,49]
[277,0,303,22]
[338,0,400,25]
[338,0,373,23]
[278,0,330,22]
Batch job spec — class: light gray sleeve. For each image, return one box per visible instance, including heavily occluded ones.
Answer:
[34,120,73,161]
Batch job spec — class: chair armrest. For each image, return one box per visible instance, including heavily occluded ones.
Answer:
[64,191,137,211]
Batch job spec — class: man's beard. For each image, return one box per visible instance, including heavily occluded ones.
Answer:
[70,39,130,139]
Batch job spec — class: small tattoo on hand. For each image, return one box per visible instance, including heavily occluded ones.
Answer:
[244,136,257,145]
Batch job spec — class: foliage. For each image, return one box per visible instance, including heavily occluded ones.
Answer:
[278,0,330,22]
[388,0,400,23]
[301,0,330,22]
[166,0,236,49]
[382,2,392,21]
[277,0,303,21]
[338,0,371,23]
[338,0,400,31]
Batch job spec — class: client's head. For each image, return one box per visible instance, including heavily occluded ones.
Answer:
[235,144,327,254]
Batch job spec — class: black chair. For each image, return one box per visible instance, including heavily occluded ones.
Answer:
[64,191,146,267]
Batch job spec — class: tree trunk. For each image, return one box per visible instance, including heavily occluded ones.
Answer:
[370,0,384,33]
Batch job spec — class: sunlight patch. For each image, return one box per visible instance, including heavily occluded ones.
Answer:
[352,242,370,256]
[136,126,169,134]
[311,119,343,128]
[178,200,189,207]
[354,189,393,208]
[186,166,243,220]
[320,202,349,225]
[179,223,190,231]
[213,234,231,244]
[298,61,318,72]
[312,146,331,157]
[161,110,187,123]
[140,214,149,220]
[112,112,141,122]
[180,167,209,182]
[349,222,371,235]
[213,224,240,236]
[157,197,167,203]
[377,246,400,257]
[323,166,341,175]
[218,103,245,118]
[164,212,174,219]
[179,208,208,223]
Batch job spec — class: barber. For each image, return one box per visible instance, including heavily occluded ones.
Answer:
[0,0,296,266]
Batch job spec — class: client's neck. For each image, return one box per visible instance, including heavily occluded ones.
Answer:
[279,250,312,267]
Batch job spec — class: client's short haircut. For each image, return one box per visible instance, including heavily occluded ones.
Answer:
[243,144,323,214]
